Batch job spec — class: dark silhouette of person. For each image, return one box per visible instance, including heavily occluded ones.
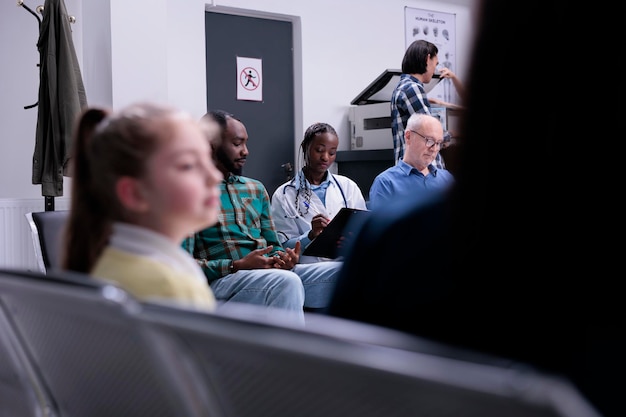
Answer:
[326,1,622,416]
[244,70,256,87]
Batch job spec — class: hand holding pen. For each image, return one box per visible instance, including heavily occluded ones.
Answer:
[308,213,331,240]
[303,201,330,240]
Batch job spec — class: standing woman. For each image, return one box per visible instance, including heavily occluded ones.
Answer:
[271,122,367,263]
[391,39,462,168]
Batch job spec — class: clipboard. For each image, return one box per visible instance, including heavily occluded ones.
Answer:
[302,208,369,258]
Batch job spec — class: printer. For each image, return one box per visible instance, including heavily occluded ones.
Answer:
[348,69,448,151]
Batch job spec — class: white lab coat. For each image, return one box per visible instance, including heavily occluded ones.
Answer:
[271,170,367,263]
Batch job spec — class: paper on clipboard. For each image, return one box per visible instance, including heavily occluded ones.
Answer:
[302,208,369,259]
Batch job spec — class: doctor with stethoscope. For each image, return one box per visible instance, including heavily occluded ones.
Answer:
[271,122,367,263]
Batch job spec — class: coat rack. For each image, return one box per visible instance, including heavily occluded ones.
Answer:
[17,0,86,211]
[17,0,76,22]
[17,0,76,110]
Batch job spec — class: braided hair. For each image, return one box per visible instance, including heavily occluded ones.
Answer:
[295,122,337,216]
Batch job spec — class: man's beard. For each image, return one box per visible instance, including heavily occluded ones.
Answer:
[216,147,243,176]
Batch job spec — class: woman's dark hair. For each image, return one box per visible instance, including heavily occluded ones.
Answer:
[402,40,438,74]
[300,122,338,164]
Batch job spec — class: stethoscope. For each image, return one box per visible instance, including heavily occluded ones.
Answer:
[281,173,348,219]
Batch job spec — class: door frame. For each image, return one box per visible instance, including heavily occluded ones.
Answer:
[204,4,303,170]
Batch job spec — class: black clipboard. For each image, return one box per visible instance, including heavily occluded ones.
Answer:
[302,208,368,258]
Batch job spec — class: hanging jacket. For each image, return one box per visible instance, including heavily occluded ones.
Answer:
[32,0,87,197]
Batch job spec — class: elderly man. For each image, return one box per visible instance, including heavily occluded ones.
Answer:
[368,113,455,210]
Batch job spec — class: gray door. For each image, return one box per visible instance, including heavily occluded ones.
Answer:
[205,9,295,197]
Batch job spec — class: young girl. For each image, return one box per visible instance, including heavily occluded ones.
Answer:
[271,122,367,263]
[62,102,223,310]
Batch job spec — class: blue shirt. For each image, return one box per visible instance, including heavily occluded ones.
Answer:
[368,160,455,211]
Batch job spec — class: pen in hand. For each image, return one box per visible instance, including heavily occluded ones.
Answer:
[304,202,331,240]
[303,201,328,218]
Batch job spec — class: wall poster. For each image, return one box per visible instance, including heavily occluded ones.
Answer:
[404,7,458,105]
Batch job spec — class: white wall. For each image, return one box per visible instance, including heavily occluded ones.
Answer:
[1,0,476,200]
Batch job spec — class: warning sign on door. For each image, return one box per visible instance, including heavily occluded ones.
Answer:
[237,57,263,102]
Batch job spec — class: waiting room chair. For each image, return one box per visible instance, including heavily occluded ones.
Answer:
[0,295,53,417]
[0,267,602,417]
[24,210,69,273]
[141,301,603,417]
[0,267,219,417]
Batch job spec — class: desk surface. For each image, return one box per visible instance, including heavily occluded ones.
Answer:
[336,150,395,201]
